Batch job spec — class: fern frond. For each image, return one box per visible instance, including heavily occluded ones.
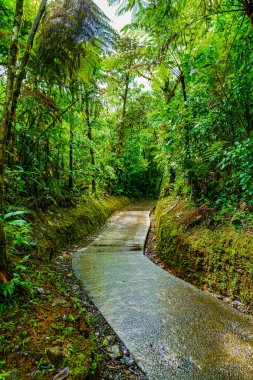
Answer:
[202,141,227,162]
[36,0,116,82]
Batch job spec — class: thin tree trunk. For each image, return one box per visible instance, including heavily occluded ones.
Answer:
[55,135,61,180]
[9,0,48,134]
[180,72,190,165]
[116,73,129,159]
[243,1,253,28]
[245,97,253,137]
[85,98,96,193]
[44,136,50,185]
[68,122,73,191]
[0,0,24,275]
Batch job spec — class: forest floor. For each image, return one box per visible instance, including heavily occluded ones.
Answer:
[0,256,94,379]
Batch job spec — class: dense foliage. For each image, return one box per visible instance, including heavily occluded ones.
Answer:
[1,3,252,377]
[114,0,253,207]
[0,0,252,273]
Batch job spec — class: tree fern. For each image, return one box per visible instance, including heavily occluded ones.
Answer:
[36,0,116,82]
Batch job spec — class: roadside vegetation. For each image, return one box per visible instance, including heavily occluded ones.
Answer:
[155,196,253,312]
[0,196,129,379]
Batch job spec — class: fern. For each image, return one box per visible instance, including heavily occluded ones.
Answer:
[201,141,226,163]
[36,0,116,82]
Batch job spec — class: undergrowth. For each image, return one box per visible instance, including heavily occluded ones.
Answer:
[0,195,129,379]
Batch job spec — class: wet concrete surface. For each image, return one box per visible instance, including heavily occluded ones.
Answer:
[72,201,253,380]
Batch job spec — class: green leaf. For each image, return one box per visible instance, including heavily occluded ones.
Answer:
[4,211,29,220]
[8,219,29,227]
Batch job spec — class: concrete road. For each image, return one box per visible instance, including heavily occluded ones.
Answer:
[73,201,253,380]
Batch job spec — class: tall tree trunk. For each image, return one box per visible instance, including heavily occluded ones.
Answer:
[85,97,96,193]
[0,0,24,275]
[9,0,48,134]
[68,122,73,191]
[44,136,50,185]
[245,97,253,137]
[55,138,60,180]
[116,73,129,159]
[243,1,253,28]
[180,71,190,165]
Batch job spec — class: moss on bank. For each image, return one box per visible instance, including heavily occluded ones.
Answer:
[155,197,253,309]
[1,196,130,379]
[33,196,130,259]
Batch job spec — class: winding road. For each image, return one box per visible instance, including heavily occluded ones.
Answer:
[73,201,253,380]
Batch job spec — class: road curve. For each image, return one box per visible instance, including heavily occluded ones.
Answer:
[72,201,253,380]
